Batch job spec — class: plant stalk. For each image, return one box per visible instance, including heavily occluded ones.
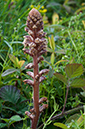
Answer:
[32,55,39,129]
[62,86,69,114]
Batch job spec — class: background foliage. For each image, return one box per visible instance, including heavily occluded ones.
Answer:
[0,0,85,129]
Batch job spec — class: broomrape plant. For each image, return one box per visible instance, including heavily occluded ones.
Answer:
[23,8,49,129]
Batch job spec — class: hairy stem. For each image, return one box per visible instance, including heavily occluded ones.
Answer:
[32,55,39,129]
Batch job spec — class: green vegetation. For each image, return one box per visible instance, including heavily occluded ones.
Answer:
[0,0,85,129]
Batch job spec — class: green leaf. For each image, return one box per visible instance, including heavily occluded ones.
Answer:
[4,40,13,53]
[51,35,55,50]
[65,63,83,79]
[65,114,79,124]
[70,78,85,88]
[0,123,7,128]
[54,72,67,85]
[10,115,22,122]
[9,54,19,67]
[80,91,85,97]
[48,37,52,49]
[18,60,25,68]
[48,35,55,50]
[2,97,28,115]
[54,122,69,129]
[51,53,55,65]
[77,114,83,126]
[55,49,66,54]
[2,115,22,127]
[47,47,53,52]
[48,68,54,78]
[1,68,19,77]
[1,118,10,123]
[0,85,20,104]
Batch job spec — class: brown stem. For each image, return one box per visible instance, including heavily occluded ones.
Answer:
[62,86,69,114]
[31,55,39,129]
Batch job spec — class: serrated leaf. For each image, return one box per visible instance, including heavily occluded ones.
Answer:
[70,78,85,88]
[51,53,55,65]
[2,97,28,115]
[65,63,83,79]
[54,122,69,129]
[1,68,19,77]
[0,85,20,104]
[54,72,67,85]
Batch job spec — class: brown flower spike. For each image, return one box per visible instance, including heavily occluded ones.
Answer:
[23,8,49,129]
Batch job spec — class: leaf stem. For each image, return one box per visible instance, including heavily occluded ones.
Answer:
[62,86,69,115]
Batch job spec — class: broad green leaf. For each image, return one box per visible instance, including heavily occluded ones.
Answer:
[51,53,55,65]
[9,115,22,126]
[70,78,85,88]
[54,72,67,85]
[10,115,22,122]
[65,64,83,79]
[0,85,20,104]
[2,115,22,127]
[54,122,69,129]
[0,123,7,128]
[1,68,19,77]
